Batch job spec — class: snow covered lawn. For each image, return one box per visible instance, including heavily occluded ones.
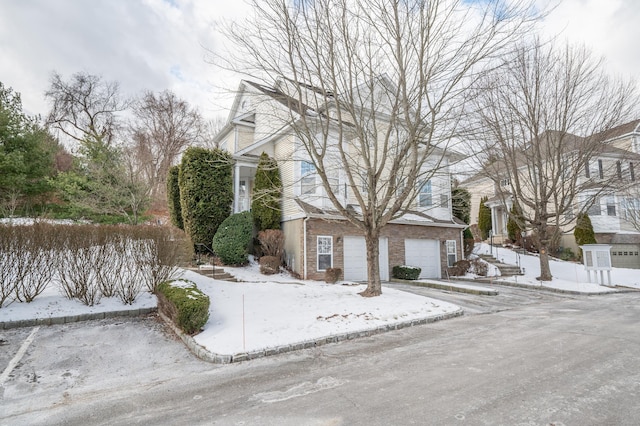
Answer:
[185,269,459,355]
[474,243,640,292]
[1,259,461,357]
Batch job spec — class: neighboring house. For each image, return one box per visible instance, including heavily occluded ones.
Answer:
[213,79,466,281]
[463,121,640,269]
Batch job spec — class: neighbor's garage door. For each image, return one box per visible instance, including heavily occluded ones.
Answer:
[405,239,441,278]
[343,236,389,281]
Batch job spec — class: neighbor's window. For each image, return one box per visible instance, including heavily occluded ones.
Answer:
[446,240,457,267]
[317,236,333,271]
[598,159,604,179]
[606,197,616,216]
[587,197,601,216]
[419,180,433,207]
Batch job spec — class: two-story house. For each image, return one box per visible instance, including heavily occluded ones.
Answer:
[464,121,640,269]
[213,78,466,281]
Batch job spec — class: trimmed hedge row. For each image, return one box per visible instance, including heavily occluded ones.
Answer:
[157,279,210,335]
[392,265,422,280]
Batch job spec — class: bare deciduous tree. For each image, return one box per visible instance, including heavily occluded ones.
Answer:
[198,116,228,150]
[468,39,637,280]
[218,0,539,296]
[130,90,203,203]
[45,72,129,146]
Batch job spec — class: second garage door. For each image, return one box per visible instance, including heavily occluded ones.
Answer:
[343,236,389,281]
[404,239,441,278]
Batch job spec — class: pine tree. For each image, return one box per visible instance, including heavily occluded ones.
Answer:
[166,165,183,229]
[179,147,233,251]
[507,202,524,242]
[478,196,492,240]
[574,212,597,259]
[251,152,282,231]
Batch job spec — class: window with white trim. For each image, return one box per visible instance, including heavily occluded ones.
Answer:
[418,180,432,207]
[606,196,616,216]
[301,161,316,195]
[446,240,457,267]
[587,197,601,216]
[317,236,333,271]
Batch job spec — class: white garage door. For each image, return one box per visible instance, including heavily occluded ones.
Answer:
[343,236,389,281]
[405,239,441,278]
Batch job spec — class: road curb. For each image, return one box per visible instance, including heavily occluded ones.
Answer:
[0,307,158,330]
[159,308,465,364]
[391,279,498,296]
[472,279,630,295]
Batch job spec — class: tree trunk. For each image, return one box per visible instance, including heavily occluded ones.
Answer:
[359,232,382,297]
[538,238,553,281]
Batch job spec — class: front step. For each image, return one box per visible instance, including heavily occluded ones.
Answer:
[185,265,239,282]
[478,253,523,276]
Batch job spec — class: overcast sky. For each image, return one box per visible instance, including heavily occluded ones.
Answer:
[0,0,638,122]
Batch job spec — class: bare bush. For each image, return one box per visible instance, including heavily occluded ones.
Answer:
[0,226,19,307]
[132,226,192,293]
[15,223,60,303]
[448,260,471,277]
[258,229,285,260]
[471,259,488,277]
[57,225,103,306]
[259,256,281,275]
[115,240,143,304]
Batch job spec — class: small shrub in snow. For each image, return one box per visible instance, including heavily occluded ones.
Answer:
[448,259,471,277]
[324,267,342,283]
[212,211,254,265]
[470,259,488,276]
[259,255,281,275]
[157,279,210,335]
[392,265,421,280]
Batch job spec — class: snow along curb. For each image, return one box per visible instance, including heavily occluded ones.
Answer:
[472,279,626,295]
[160,309,464,364]
[0,307,157,330]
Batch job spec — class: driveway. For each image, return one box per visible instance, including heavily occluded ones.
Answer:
[2,286,639,425]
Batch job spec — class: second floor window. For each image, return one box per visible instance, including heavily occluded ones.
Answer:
[301,161,316,195]
[419,180,432,207]
[587,197,601,216]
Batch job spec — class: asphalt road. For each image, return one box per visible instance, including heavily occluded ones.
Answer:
[2,285,639,426]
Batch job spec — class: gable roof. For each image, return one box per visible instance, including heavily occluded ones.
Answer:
[593,119,640,143]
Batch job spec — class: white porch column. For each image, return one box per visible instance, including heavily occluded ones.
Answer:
[233,164,241,214]
[491,207,498,235]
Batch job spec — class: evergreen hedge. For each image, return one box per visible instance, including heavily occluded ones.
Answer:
[251,152,282,231]
[574,212,597,259]
[179,147,233,251]
[212,211,254,265]
[507,202,523,242]
[478,196,492,240]
[167,165,183,230]
[392,265,421,280]
[157,279,210,335]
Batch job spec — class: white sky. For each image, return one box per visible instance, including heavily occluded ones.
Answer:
[0,0,638,122]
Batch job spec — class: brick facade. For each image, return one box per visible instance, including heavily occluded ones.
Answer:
[302,218,463,281]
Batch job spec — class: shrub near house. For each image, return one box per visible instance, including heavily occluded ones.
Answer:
[392,265,422,280]
[212,211,254,265]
